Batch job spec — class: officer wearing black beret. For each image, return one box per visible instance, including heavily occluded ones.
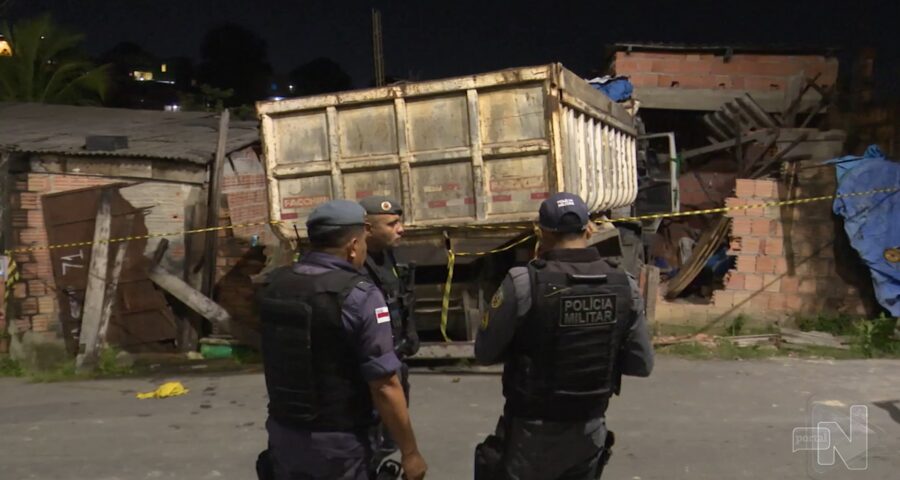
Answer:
[358,195,420,467]
[258,200,427,480]
[474,192,654,479]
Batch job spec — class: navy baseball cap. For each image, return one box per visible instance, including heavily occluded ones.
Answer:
[306,200,366,231]
[538,192,590,233]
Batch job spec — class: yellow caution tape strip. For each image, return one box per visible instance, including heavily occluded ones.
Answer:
[5,187,894,257]
[437,186,899,341]
[3,186,897,338]
[605,187,899,224]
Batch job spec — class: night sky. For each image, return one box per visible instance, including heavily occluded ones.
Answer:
[8,0,900,94]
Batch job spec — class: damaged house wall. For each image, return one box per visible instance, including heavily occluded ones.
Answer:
[615,46,885,328]
[655,131,880,328]
[0,103,261,357]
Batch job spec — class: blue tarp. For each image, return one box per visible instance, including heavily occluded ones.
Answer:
[827,145,900,316]
[587,76,633,102]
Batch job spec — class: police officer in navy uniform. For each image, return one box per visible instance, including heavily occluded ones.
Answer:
[473,192,654,480]
[259,200,427,480]
[358,196,419,466]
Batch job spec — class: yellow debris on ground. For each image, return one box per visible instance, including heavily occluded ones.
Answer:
[136,381,189,400]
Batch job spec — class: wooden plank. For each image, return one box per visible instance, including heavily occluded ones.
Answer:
[741,130,780,177]
[664,217,731,299]
[645,265,660,324]
[681,130,770,160]
[737,94,779,128]
[75,189,112,370]
[726,334,778,347]
[749,131,810,178]
[201,109,230,297]
[149,264,232,333]
[702,115,730,141]
[781,74,820,127]
[95,215,134,354]
[781,328,848,350]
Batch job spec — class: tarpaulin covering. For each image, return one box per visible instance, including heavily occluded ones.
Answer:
[828,145,900,316]
[587,76,633,102]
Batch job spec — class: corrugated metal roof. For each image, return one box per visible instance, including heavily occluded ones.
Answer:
[0,102,259,164]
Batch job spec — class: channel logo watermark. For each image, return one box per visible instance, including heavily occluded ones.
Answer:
[792,402,868,476]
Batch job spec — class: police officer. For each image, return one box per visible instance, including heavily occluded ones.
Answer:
[259,200,427,480]
[358,196,419,465]
[473,192,654,480]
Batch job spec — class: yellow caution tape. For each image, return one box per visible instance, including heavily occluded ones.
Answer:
[136,381,189,400]
[3,187,895,257]
[440,247,455,342]
[3,186,897,339]
[435,186,899,341]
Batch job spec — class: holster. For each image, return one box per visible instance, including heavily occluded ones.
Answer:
[255,448,274,480]
[375,459,402,480]
[594,430,615,479]
[474,416,508,480]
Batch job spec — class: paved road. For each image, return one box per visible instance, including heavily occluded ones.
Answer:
[1,357,898,479]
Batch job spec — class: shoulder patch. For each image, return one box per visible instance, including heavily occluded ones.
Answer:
[490,289,504,309]
[480,311,490,330]
[375,306,391,323]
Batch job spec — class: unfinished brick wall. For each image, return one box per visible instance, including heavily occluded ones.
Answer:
[714,177,868,321]
[9,172,202,340]
[615,51,838,92]
[9,173,117,338]
[214,146,271,331]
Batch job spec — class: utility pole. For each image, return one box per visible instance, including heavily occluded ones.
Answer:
[372,8,385,87]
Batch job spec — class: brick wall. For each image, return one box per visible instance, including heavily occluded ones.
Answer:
[214,146,271,331]
[8,172,202,339]
[717,177,865,322]
[615,51,838,92]
[9,173,117,337]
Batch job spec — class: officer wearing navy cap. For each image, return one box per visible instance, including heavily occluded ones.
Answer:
[358,196,419,362]
[473,192,654,480]
[358,195,419,467]
[258,200,427,480]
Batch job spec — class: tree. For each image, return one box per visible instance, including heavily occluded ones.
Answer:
[288,57,352,96]
[0,14,111,105]
[197,23,272,106]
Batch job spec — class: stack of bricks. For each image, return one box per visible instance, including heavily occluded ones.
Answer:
[713,178,867,319]
[9,173,116,338]
[614,51,838,92]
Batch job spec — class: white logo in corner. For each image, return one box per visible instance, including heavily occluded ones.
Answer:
[375,306,391,324]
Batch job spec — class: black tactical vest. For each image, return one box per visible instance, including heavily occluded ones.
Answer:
[503,249,634,422]
[364,250,408,342]
[259,266,375,432]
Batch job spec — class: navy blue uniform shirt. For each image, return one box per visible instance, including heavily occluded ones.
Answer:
[267,251,401,459]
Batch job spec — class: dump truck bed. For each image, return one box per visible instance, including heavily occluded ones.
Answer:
[257,63,638,242]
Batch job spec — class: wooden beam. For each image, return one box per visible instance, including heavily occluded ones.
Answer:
[736,94,778,128]
[749,132,810,178]
[75,189,112,371]
[201,109,230,298]
[644,265,660,324]
[149,264,233,334]
[95,215,134,354]
[681,130,770,161]
[741,130,781,177]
